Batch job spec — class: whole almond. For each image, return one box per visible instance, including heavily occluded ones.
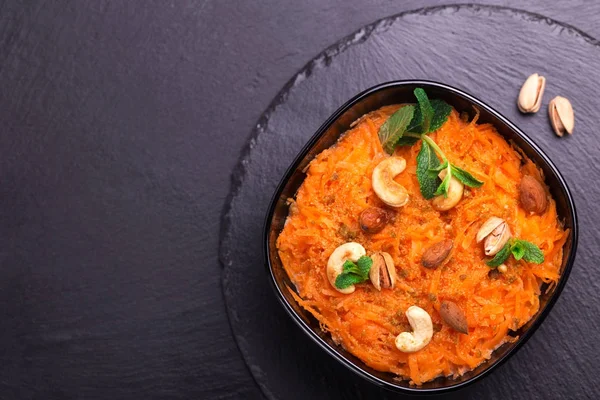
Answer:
[440,300,468,334]
[421,239,453,269]
[519,175,548,214]
[359,207,390,234]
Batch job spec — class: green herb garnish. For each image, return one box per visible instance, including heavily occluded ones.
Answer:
[416,139,441,199]
[486,243,512,267]
[486,239,545,267]
[377,88,483,199]
[514,239,544,263]
[378,105,415,155]
[335,256,373,289]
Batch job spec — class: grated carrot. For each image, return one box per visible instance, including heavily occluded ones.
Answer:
[276,105,566,384]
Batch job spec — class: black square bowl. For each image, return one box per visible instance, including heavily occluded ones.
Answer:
[263,80,578,394]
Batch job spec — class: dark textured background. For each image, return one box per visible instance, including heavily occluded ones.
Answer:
[1,1,599,399]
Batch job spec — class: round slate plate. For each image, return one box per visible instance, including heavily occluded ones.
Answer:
[220,5,600,399]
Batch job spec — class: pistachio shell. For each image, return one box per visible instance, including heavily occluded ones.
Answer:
[484,222,511,256]
[369,252,396,290]
[518,73,546,113]
[476,217,505,243]
[548,96,574,136]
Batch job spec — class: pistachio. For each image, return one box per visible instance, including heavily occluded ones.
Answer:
[517,73,546,113]
[476,217,505,243]
[421,239,453,269]
[369,252,397,291]
[439,300,468,334]
[548,96,574,136]
[476,217,512,256]
[519,175,548,214]
[359,207,390,233]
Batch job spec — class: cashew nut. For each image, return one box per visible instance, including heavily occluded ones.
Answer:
[372,157,409,207]
[432,169,464,211]
[395,306,433,353]
[326,242,366,294]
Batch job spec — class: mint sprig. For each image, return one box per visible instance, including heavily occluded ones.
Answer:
[377,88,483,199]
[514,239,544,263]
[416,140,442,199]
[486,239,544,268]
[378,105,415,155]
[486,243,511,267]
[335,256,373,289]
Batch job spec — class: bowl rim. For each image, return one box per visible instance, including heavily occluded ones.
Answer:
[263,80,578,394]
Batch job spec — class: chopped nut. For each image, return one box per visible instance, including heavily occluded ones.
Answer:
[338,224,357,240]
[498,264,508,274]
[488,269,501,280]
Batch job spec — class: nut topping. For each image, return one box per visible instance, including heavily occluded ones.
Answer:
[519,175,548,215]
[421,239,453,269]
[440,300,468,334]
[371,157,409,207]
[517,73,546,113]
[431,170,464,211]
[359,207,390,233]
[548,96,574,136]
[326,242,366,294]
[476,217,512,256]
[369,252,397,291]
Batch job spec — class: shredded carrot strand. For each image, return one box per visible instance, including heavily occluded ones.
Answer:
[276,106,565,384]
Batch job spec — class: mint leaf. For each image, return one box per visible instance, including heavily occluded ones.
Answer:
[516,240,545,264]
[451,165,484,188]
[335,256,373,289]
[342,260,361,275]
[407,96,451,134]
[430,99,452,132]
[378,105,415,154]
[416,140,442,199]
[414,88,434,133]
[395,136,419,146]
[335,272,365,289]
[429,161,448,173]
[356,256,373,278]
[486,243,511,267]
[511,241,526,260]
[434,167,452,197]
[406,105,423,133]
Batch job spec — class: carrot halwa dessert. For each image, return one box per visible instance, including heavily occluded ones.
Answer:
[276,89,568,385]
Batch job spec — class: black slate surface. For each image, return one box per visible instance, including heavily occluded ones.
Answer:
[222,5,600,399]
[1,1,600,399]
